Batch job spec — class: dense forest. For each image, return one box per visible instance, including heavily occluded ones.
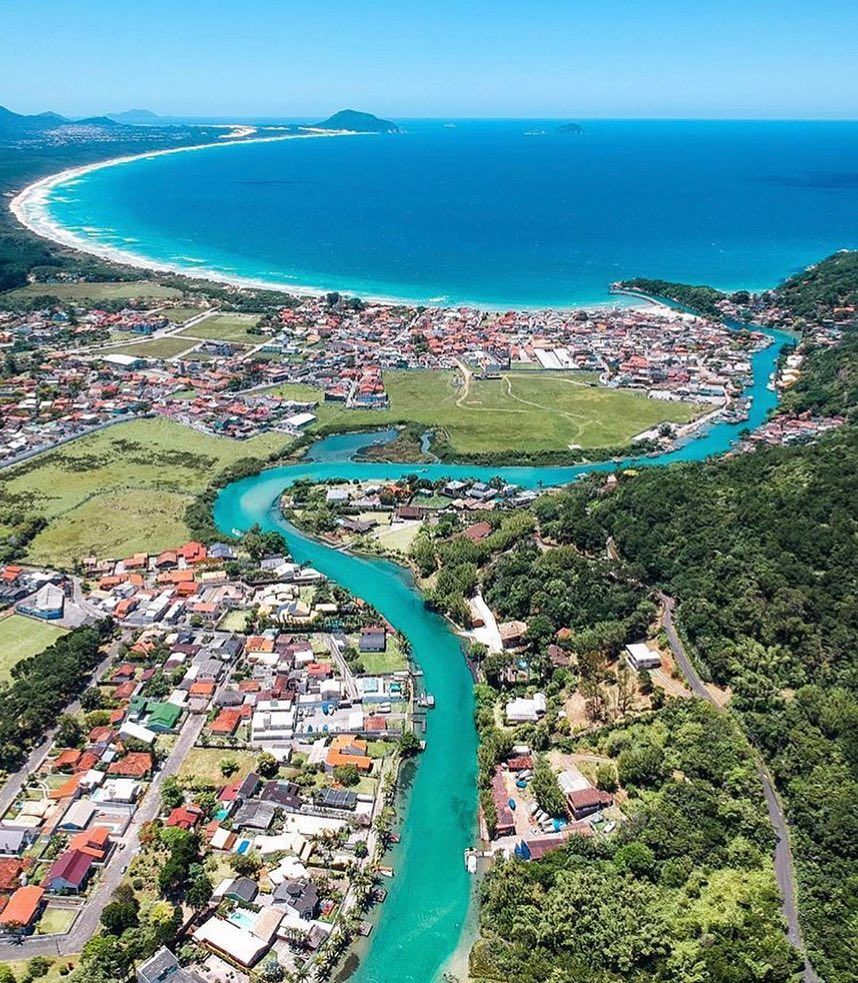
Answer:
[474,702,800,983]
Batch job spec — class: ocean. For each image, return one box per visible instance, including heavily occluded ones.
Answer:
[39,118,858,307]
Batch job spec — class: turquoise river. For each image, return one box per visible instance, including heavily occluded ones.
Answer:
[213,324,791,983]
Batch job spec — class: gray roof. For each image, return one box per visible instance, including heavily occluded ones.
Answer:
[273,878,319,919]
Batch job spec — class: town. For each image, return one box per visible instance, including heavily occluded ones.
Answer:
[4,281,835,469]
[0,530,418,980]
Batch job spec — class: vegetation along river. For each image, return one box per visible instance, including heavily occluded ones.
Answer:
[213,324,791,982]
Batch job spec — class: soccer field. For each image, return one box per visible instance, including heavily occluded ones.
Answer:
[0,614,68,681]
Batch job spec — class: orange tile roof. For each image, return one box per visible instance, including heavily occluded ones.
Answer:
[52,749,82,771]
[107,752,151,778]
[68,826,110,860]
[49,773,83,800]
[0,886,44,926]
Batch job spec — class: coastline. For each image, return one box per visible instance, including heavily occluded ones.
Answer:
[8,136,663,312]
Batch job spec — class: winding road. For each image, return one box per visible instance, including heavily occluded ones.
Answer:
[659,593,819,983]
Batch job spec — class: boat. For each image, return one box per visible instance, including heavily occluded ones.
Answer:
[467,853,477,874]
[378,866,395,878]
[417,694,435,708]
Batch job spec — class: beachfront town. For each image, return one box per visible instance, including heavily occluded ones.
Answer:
[0,534,415,980]
[1,285,845,466]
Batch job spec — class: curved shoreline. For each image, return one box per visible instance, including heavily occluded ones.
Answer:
[9,136,662,311]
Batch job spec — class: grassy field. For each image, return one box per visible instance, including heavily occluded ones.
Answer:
[178,747,260,786]
[162,305,210,323]
[177,312,263,344]
[0,615,68,681]
[277,369,705,453]
[2,956,79,980]
[109,336,200,359]
[0,418,292,568]
[7,279,182,301]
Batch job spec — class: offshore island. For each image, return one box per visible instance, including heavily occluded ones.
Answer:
[0,103,855,983]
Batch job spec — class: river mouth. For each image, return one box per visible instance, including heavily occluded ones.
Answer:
[212,317,787,982]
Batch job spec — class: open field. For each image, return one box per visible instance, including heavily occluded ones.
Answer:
[177,312,263,344]
[7,280,181,301]
[0,418,293,568]
[162,305,210,322]
[178,747,259,786]
[0,614,68,681]
[108,336,200,359]
[277,369,705,453]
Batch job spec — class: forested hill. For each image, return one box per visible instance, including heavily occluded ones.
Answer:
[773,250,858,322]
[311,109,400,133]
[618,249,858,325]
[615,277,727,318]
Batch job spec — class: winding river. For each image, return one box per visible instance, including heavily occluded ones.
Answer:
[213,325,791,983]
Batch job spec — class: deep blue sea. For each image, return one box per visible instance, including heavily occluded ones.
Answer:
[44,119,858,306]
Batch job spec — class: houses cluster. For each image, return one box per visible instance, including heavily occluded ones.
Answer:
[484,751,617,867]
[155,390,318,440]
[738,410,845,451]
[0,537,411,973]
[0,353,162,464]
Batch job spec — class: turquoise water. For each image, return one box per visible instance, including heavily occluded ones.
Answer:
[42,120,858,306]
[213,324,790,983]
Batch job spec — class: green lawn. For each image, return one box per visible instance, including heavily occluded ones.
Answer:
[278,369,704,453]
[0,418,293,568]
[177,312,264,344]
[7,280,181,301]
[219,609,251,633]
[178,747,260,786]
[358,634,409,674]
[0,615,68,682]
[36,905,78,935]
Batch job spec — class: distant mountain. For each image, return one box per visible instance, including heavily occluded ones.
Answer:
[311,109,399,133]
[0,105,67,133]
[0,105,120,137]
[557,122,584,135]
[106,109,162,124]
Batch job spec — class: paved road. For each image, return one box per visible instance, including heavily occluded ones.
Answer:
[659,592,819,983]
[2,709,208,958]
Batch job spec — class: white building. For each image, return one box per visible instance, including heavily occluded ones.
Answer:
[625,642,662,671]
[504,692,547,724]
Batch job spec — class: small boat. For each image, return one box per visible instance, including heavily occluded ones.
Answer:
[417,694,435,709]
[378,866,394,878]
[467,854,477,874]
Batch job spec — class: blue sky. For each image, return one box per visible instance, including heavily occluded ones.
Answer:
[1,0,855,119]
